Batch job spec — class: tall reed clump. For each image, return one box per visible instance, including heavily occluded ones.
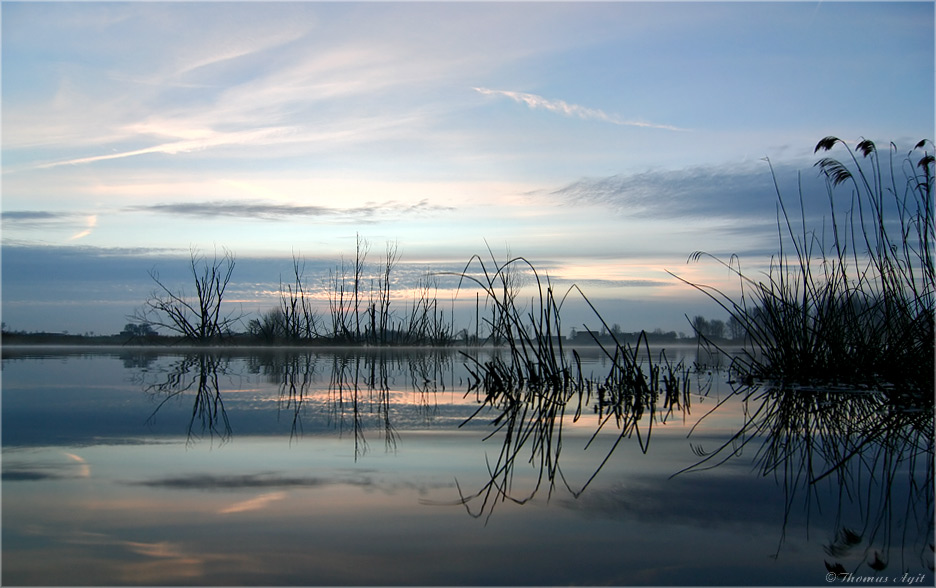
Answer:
[324,234,456,345]
[447,248,694,518]
[451,245,694,415]
[449,246,575,391]
[672,137,934,397]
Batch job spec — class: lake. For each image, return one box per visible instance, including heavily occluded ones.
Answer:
[2,346,932,586]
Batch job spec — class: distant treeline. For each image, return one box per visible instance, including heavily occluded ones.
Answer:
[0,315,736,347]
[38,233,728,347]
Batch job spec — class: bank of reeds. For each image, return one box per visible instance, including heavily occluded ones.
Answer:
[671,138,934,397]
[246,235,457,346]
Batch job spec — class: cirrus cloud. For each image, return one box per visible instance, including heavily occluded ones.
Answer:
[122,198,455,221]
[474,87,689,132]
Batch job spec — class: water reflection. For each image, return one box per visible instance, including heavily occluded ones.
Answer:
[448,346,933,574]
[135,347,934,570]
[143,349,462,457]
[141,353,233,445]
[3,347,931,584]
[325,352,399,458]
[674,381,934,573]
[244,351,323,440]
[451,349,700,520]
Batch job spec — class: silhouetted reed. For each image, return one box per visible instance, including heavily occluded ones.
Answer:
[448,246,577,391]
[450,347,695,520]
[315,235,457,345]
[672,138,934,395]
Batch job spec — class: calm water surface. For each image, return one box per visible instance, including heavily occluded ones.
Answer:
[2,346,932,586]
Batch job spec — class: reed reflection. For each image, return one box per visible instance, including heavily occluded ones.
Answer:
[144,350,457,456]
[406,351,452,423]
[455,341,933,572]
[142,353,232,446]
[453,344,698,521]
[321,350,458,457]
[324,353,394,458]
[678,381,934,573]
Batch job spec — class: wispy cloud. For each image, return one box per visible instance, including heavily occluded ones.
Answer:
[18,127,296,172]
[1,210,95,235]
[1,211,71,222]
[129,473,330,489]
[2,470,62,481]
[68,215,98,241]
[549,160,814,221]
[2,210,97,241]
[2,452,91,481]
[124,199,454,221]
[63,452,91,477]
[474,87,689,131]
[58,530,207,582]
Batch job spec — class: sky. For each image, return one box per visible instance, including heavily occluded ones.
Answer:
[2,1,934,336]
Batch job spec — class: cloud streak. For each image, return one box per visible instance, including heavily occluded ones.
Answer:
[474,87,688,131]
[1,211,71,221]
[549,160,819,222]
[129,473,332,489]
[63,452,91,477]
[68,215,98,241]
[218,491,288,514]
[2,210,101,241]
[18,127,296,172]
[123,199,454,221]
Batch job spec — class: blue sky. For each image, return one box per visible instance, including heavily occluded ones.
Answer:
[2,1,933,335]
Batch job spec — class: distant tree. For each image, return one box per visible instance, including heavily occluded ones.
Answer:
[691,316,709,338]
[351,233,369,341]
[279,252,320,341]
[708,319,726,340]
[247,308,287,341]
[727,315,745,340]
[122,322,157,337]
[374,240,400,344]
[134,247,241,342]
[690,315,727,339]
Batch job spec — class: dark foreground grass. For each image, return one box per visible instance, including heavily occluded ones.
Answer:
[663,138,935,563]
[671,137,934,397]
